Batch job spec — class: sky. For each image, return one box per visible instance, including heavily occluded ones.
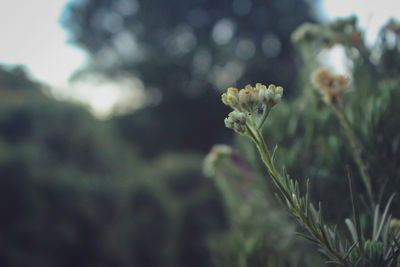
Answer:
[0,0,399,117]
[0,0,86,86]
[322,0,399,43]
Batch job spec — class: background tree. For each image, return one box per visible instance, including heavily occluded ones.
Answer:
[62,0,316,157]
[0,64,226,267]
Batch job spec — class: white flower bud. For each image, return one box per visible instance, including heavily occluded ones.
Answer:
[274,93,282,103]
[258,89,265,102]
[221,93,229,105]
[276,86,283,95]
[230,111,246,124]
[224,111,247,135]
[222,87,241,110]
[222,83,283,118]
[224,117,234,128]
[265,89,274,101]
[268,84,276,92]
[255,83,264,90]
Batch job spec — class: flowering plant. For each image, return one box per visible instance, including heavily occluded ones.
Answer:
[206,16,400,267]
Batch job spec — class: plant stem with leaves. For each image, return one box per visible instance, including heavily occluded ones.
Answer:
[246,114,351,266]
[332,104,375,209]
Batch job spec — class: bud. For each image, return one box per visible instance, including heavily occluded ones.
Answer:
[222,87,241,110]
[221,82,284,119]
[224,111,247,135]
[276,86,283,95]
[257,84,284,108]
[236,85,259,113]
[274,93,282,103]
[238,89,250,109]
[265,89,274,101]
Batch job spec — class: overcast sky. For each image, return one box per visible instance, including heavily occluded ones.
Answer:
[0,0,86,86]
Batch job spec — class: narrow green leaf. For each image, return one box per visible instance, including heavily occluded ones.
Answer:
[372,204,380,241]
[343,241,358,260]
[347,172,364,257]
[325,260,345,266]
[376,194,395,241]
[305,179,310,217]
[295,232,319,244]
[271,144,278,162]
[345,218,358,244]
[318,202,323,225]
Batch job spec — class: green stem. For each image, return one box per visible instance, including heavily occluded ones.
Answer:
[250,120,292,201]
[248,123,349,266]
[258,107,271,129]
[333,105,375,209]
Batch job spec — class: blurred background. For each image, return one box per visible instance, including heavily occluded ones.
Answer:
[0,0,399,266]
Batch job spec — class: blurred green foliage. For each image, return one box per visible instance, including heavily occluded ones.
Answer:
[261,17,400,220]
[204,146,325,266]
[0,65,227,267]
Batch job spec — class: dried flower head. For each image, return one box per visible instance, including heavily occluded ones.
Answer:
[203,144,232,177]
[311,68,351,106]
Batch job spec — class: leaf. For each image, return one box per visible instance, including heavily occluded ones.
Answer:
[345,218,358,244]
[295,232,319,244]
[305,179,311,209]
[375,194,395,241]
[372,204,380,241]
[347,171,365,257]
[325,260,345,266]
[343,241,358,261]
[271,144,278,163]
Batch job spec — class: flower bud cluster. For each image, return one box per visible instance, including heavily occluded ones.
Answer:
[221,83,284,113]
[256,83,283,108]
[224,110,247,135]
[221,83,284,133]
[221,85,259,112]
